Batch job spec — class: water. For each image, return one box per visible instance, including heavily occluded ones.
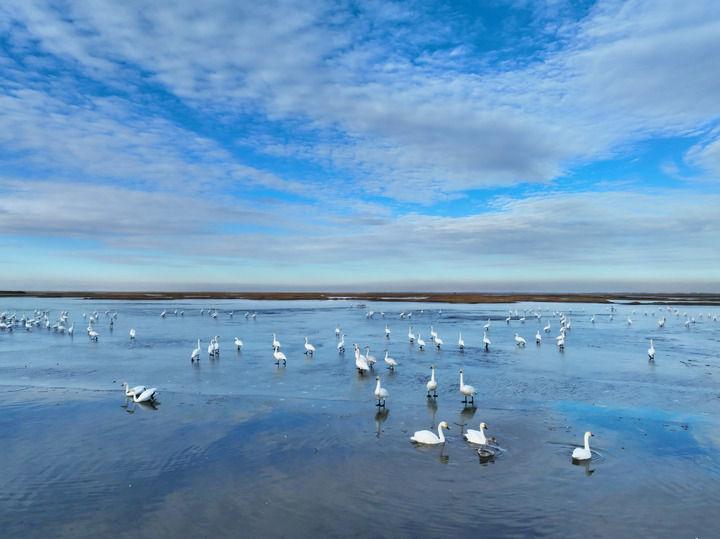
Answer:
[1,298,719,538]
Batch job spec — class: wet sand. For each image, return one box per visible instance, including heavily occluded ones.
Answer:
[3,290,720,305]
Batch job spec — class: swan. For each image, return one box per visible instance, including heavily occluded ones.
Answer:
[535,331,542,344]
[458,332,465,350]
[417,334,425,350]
[426,365,438,398]
[191,339,201,362]
[648,339,655,360]
[272,333,281,350]
[483,319,491,332]
[234,337,244,350]
[514,333,526,347]
[207,339,215,357]
[658,317,666,328]
[408,326,415,343]
[430,326,437,341]
[337,334,345,353]
[354,345,370,374]
[304,337,316,356]
[544,322,551,333]
[556,333,565,350]
[410,421,450,445]
[273,349,287,366]
[385,325,391,339]
[364,346,377,368]
[133,387,157,403]
[459,369,476,405]
[122,383,146,397]
[374,376,389,407]
[160,310,166,318]
[505,316,511,324]
[483,331,491,351]
[67,324,74,336]
[335,325,341,337]
[627,318,633,326]
[129,328,136,340]
[590,315,596,324]
[384,350,398,370]
[88,328,99,341]
[464,422,490,445]
[434,334,443,349]
[572,431,594,461]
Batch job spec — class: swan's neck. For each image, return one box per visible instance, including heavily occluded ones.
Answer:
[375,380,381,392]
[431,368,436,382]
[437,425,445,443]
[459,372,464,386]
[584,433,591,451]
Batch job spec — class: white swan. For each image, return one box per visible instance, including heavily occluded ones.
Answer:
[464,422,489,445]
[337,334,345,352]
[410,421,450,445]
[365,346,377,368]
[133,387,157,403]
[385,325,391,338]
[273,349,287,366]
[434,334,443,349]
[191,339,201,362]
[458,332,465,350]
[430,325,437,341]
[535,330,542,344]
[459,369,476,405]
[234,337,244,350]
[408,326,415,343]
[426,365,438,398]
[122,383,146,397]
[417,334,425,350]
[335,325,341,337]
[544,322,551,333]
[572,431,594,461]
[67,324,74,336]
[374,376,389,407]
[648,339,655,360]
[304,337,316,356]
[354,345,370,374]
[384,350,398,370]
[514,333,526,347]
[483,331,491,351]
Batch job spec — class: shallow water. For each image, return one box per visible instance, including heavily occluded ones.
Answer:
[1,298,719,538]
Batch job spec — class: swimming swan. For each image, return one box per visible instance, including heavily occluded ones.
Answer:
[572,431,594,461]
[410,421,450,444]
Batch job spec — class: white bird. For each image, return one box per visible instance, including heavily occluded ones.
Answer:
[385,325,391,339]
[505,316,511,324]
[304,337,316,356]
[67,324,74,336]
[374,376,389,407]
[658,317,666,328]
[273,349,287,366]
[410,421,450,445]
[160,310,166,318]
[459,369,476,405]
[556,332,566,350]
[191,339,201,362]
[133,387,157,403]
[483,331,491,351]
[544,322,551,333]
[484,319,491,331]
[627,317,633,326]
[429,325,438,341]
[234,337,244,350]
[408,326,415,343]
[426,365,438,398]
[464,422,490,445]
[337,334,345,353]
[590,315,596,324]
[458,332,465,350]
[648,339,655,360]
[514,333,526,347]
[88,328,99,341]
[535,330,542,344]
[365,346,377,368]
[434,334,443,349]
[335,325,341,337]
[417,334,425,350]
[384,350,398,370]
[354,345,370,374]
[272,333,281,351]
[129,328,136,340]
[207,339,215,357]
[122,383,146,397]
[572,431,594,461]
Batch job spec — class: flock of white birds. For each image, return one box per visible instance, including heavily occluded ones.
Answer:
[1,303,717,461]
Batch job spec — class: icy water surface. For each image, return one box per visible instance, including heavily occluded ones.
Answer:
[1,298,719,538]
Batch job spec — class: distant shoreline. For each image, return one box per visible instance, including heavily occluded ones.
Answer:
[1,290,719,305]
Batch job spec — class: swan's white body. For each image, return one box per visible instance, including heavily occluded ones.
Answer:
[515,333,526,347]
[484,319,491,331]
[273,349,287,365]
[426,365,438,398]
[272,333,281,350]
[133,387,157,403]
[572,431,593,460]
[365,346,377,368]
[417,334,425,350]
[434,335,443,349]
[464,422,489,445]
[374,377,389,407]
[410,421,449,444]
[337,334,345,352]
[67,324,74,336]
[355,346,370,373]
[129,328,136,340]
[483,331,491,350]
[535,331,542,344]
[384,351,398,370]
[123,383,146,397]
[304,337,316,355]
[335,325,341,337]
[648,339,655,360]
[544,322,551,333]
[430,326,437,341]
[408,326,415,343]
[459,370,476,404]
[191,339,201,361]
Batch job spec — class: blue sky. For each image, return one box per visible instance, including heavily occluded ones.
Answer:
[0,0,719,291]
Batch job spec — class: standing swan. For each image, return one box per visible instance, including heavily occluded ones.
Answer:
[385,325,391,339]
[648,339,655,361]
[483,331,491,351]
[417,334,425,351]
[384,350,398,370]
[458,332,465,350]
[410,421,450,445]
[535,330,542,344]
[515,333,526,347]
[459,369,476,405]
[427,365,438,398]
[572,431,594,461]
[304,337,316,356]
[354,345,370,374]
[191,339,201,362]
[374,376,389,408]
[272,333,281,351]
[129,328,136,340]
[337,334,345,353]
[234,337,244,350]
[273,349,287,366]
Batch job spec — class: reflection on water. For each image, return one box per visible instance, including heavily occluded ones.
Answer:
[0,298,719,537]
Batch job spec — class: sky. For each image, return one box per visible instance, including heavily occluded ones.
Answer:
[0,0,719,292]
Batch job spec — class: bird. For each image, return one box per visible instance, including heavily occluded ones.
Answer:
[337,334,345,353]
[384,350,398,370]
[557,333,566,350]
[122,383,146,397]
[365,346,377,369]
[426,365,438,398]
[67,324,74,336]
[385,325,391,339]
[354,345,370,374]
[484,319,491,331]
[408,326,415,343]
[464,422,490,445]
[191,339,201,362]
[335,325,341,337]
[535,330,542,344]
[483,331,491,351]
[304,337,316,356]
[417,333,425,350]
[129,328,136,340]
[430,325,437,341]
[515,333,526,347]
[544,322,551,333]
[572,431,594,461]
[133,387,157,403]
[272,333,281,351]
[273,349,287,366]
[648,339,655,361]
[88,328,99,341]
[459,369,476,405]
[590,315,596,324]
[458,332,465,350]
[374,376,389,408]
[234,337,244,350]
[627,317,633,326]
[434,333,443,349]
[410,421,450,445]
